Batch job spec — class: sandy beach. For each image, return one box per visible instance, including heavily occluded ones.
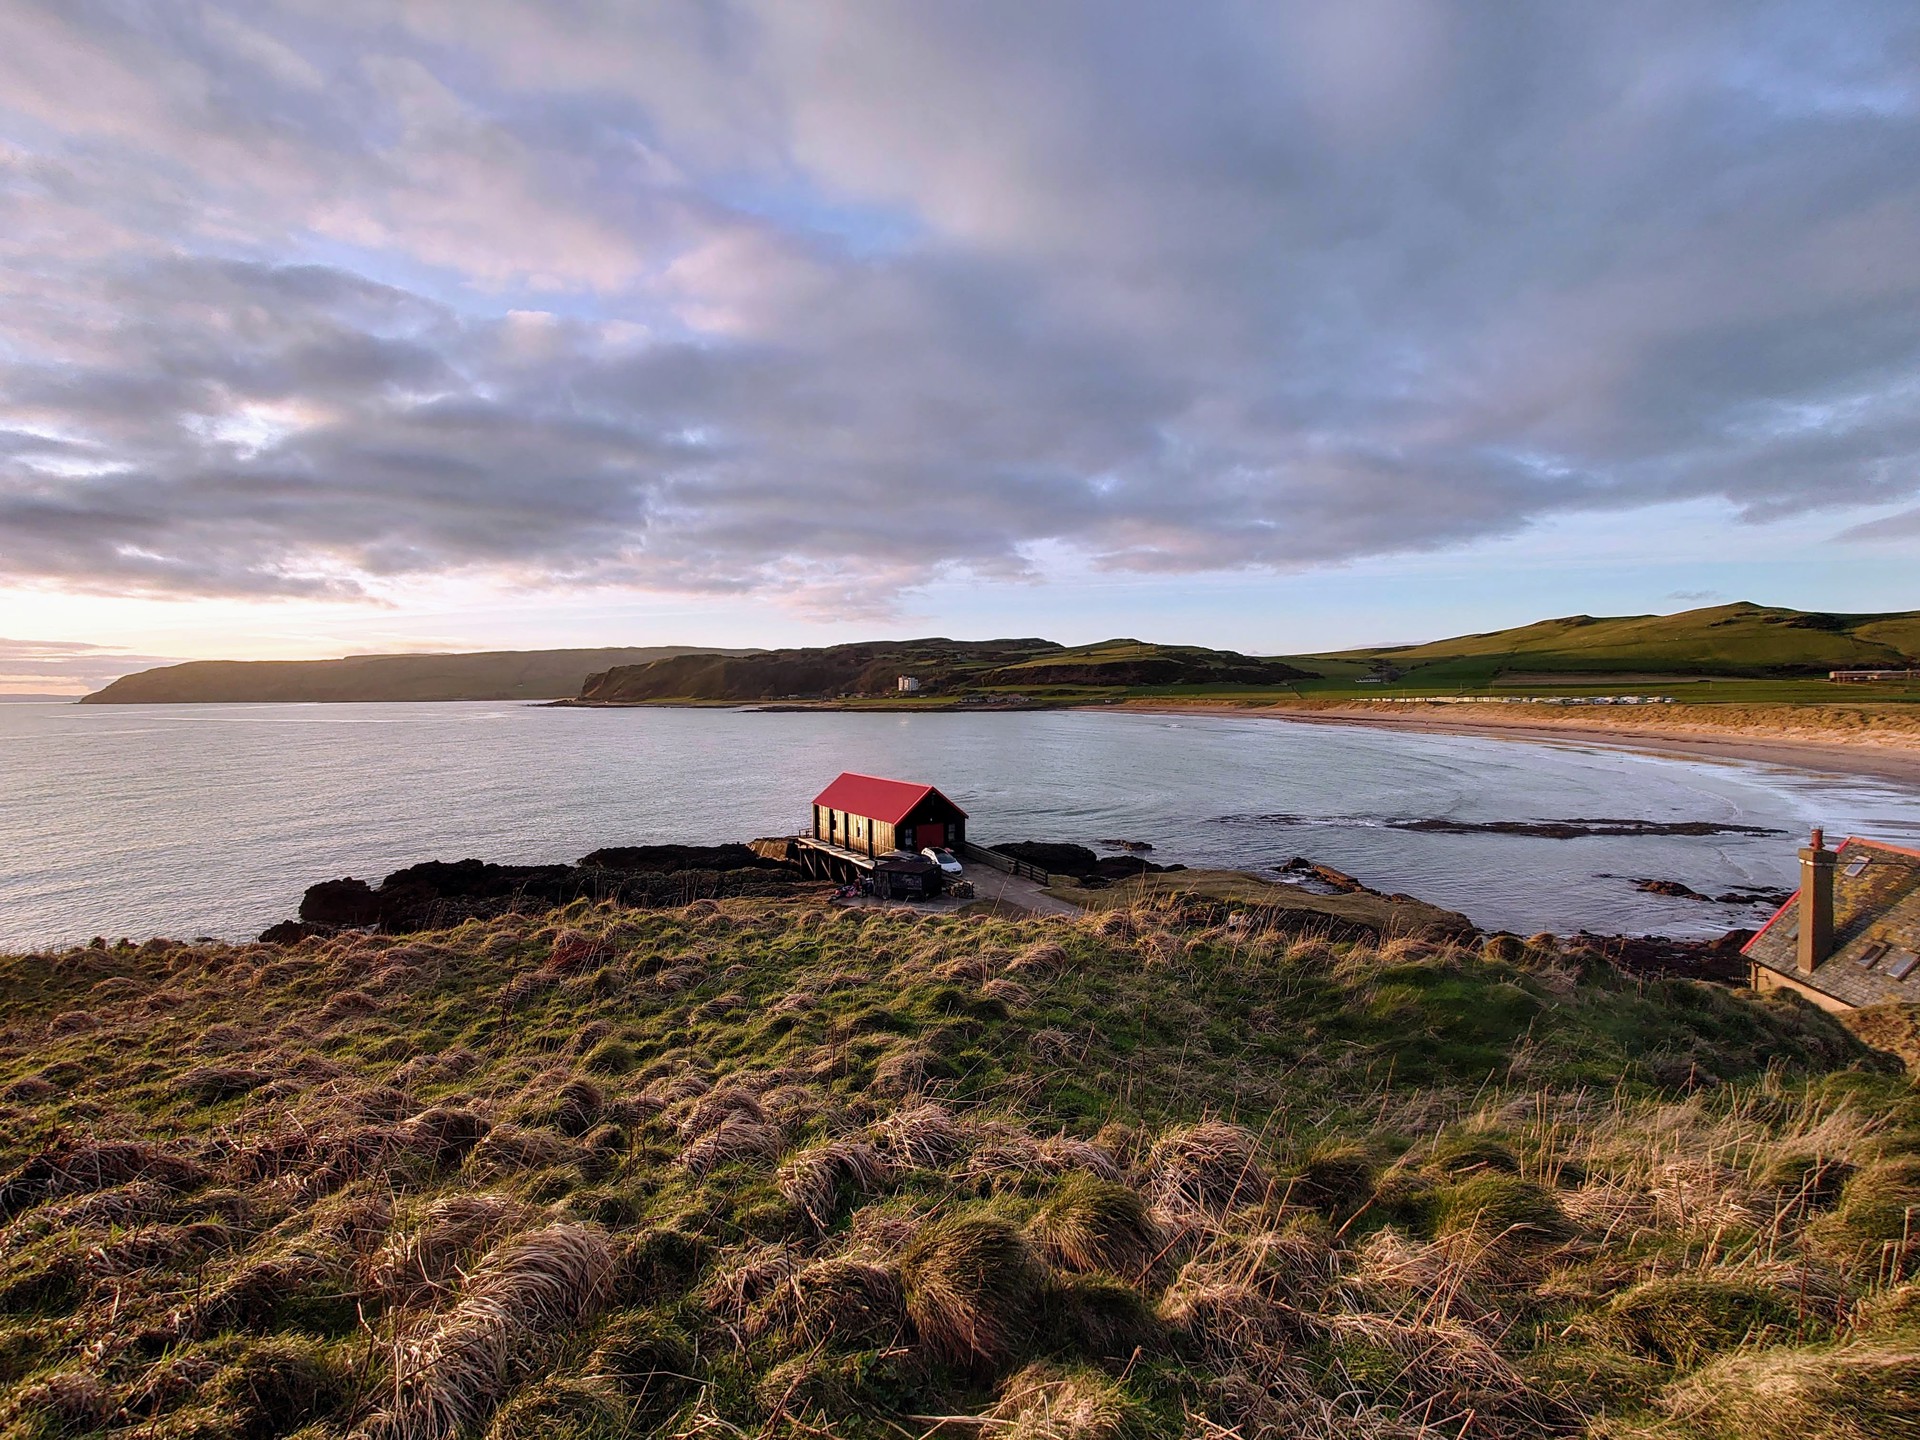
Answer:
[1120,701,1920,788]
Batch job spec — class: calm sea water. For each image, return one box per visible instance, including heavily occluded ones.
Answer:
[4,701,1918,949]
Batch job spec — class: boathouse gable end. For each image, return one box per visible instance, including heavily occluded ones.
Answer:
[810,772,968,858]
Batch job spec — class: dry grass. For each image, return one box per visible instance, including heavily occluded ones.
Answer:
[1657,1339,1920,1440]
[0,897,1912,1439]
[369,1224,615,1440]
[1150,1122,1272,1214]
[1029,1173,1162,1279]
[987,1362,1150,1438]
[369,1194,531,1305]
[749,1256,909,1350]
[779,1138,894,1225]
[900,1212,1046,1367]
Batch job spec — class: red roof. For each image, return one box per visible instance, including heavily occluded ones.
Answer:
[812,772,966,824]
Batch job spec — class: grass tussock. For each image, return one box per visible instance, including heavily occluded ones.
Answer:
[0,895,1914,1437]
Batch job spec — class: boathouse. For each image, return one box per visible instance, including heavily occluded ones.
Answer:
[811,772,967,859]
[1743,829,1920,1012]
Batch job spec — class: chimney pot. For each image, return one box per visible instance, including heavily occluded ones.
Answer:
[1811,826,1825,850]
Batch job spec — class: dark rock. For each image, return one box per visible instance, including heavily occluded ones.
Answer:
[1565,931,1750,983]
[997,841,1101,875]
[997,840,1170,880]
[1631,878,1791,907]
[1276,857,1372,894]
[258,920,324,945]
[1092,854,1170,880]
[280,849,815,936]
[1635,878,1708,900]
[1099,838,1155,852]
[298,878,381,928]
[576,843,782,872]
[1389,817,1783,839]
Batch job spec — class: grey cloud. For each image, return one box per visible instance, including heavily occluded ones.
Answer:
[1,1,1918,605]
[0,637,176,692]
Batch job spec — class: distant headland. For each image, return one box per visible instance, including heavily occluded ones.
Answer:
[77,646,753,705]
[76,602,1920,713]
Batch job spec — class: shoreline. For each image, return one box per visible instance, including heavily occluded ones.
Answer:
[1120,702,1920,788]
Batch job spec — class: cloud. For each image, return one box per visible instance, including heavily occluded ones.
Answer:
[0,637,175,694]
[2,1,1918,609]
[1837,506,1920,542]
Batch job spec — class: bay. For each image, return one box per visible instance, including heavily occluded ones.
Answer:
[3,700,1918,949]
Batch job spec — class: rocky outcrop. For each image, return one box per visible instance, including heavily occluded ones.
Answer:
[1566,929,1756,983]
[1390,817,1784,839]
[1632,878,1793,905]
[576,843,783,872]
[995,841,1180,882]
[1276,857,1371,893]
[274,849,809,938]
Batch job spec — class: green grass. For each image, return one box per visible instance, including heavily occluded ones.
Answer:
[1295,601,1920,687]
[0,899,1915,1438]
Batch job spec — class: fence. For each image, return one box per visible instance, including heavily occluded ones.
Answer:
[960,841,1052,885]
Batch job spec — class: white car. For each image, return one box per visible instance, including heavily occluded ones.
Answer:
[922,847,965,874]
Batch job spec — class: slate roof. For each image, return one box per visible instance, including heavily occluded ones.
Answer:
[812,772,968,825]
[1743,838,1920,1008]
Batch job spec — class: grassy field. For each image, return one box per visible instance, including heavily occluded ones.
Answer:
[581,605,1920,710]
[1040,870,1476,939]
[3,896,1919,1438]
[1302,604,1920,686]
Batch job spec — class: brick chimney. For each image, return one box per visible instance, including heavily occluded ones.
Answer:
[1797,827,1836,974]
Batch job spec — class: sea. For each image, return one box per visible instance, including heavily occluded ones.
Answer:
[4,700,1919,951]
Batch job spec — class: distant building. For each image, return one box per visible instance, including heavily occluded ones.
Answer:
[1743,829,1920,1012]
[1829,669,1920,683]
[897,676,923,693]
[811,772,968,859]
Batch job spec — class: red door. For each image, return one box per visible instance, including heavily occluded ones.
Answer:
[917,823,947,850]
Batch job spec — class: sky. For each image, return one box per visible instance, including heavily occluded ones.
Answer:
[2,1,1918,694]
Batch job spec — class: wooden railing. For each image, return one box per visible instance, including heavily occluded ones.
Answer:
[961,841,1052,885]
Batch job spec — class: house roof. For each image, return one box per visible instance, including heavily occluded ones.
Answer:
[1743,838,1920,1007]
[812,772,967,825]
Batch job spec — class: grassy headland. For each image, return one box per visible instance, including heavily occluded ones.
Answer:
[561,604,1920,712]
[4,895,1919,1438]
[1313,603,1920,689]
[76,604,1920,713]
[573,638,1312,705]
[80,649,752,705]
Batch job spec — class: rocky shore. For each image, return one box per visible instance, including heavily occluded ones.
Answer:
[263,844,814,942]
[257,835,1763,987]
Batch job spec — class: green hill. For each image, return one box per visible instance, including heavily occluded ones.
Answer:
[71,603,1920,708]
[81,647,750,705]
[980,639,1312,688]
[1,896,1915,1439]
[578,638,1311,703]
[1309,602,1920,685]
